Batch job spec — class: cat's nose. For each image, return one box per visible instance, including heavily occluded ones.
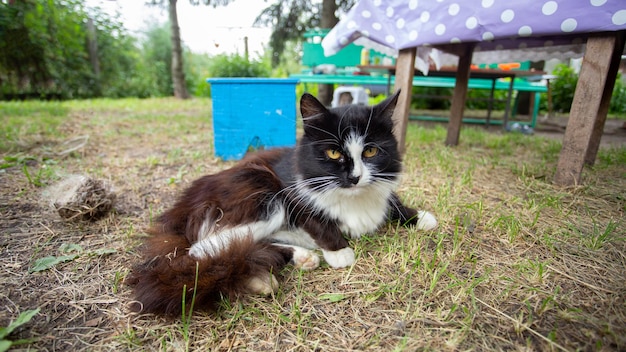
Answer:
[347,175,360,185]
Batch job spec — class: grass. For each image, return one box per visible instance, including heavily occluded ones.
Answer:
[0,98,625,351]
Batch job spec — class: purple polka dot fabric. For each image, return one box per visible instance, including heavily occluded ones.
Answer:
[322,0,626,56]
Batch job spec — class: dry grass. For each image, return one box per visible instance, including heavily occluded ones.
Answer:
[0,98,624,351]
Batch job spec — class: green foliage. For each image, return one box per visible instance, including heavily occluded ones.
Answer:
[29,243,116,273]
[0,1,311,100]
[254,1,319,67]
[96,25,154,98]
[1,0,85,98]
[0,0,142,99]
[255,0,356,67]
[0,1,189,99]
[466,87,509,110]
[550,64,578,113]
[540,64,626,115]
[2,1,112,98]
[0,308,40,351]
[263,41,304,77]
[185,52,214,98]
[141,21,174,97]
[411,86,452,110]
[609,73,626,116]
[410,83,511,111]
[199,54,270,97]
[207,54,270,78]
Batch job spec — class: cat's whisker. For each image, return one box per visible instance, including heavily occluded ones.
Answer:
[276,177,339,222]
[339,125,354,141]
[300,138,340,147]
[303,122,342,141]
[240,189,274,202]
[337,108,351,139]
[364,105,374,137]
[372,173,401,182]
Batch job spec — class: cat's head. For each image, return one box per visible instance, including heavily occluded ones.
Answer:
[297,91,402,191]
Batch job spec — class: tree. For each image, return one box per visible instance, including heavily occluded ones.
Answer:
[149,0,231,99]
[0,0,135,99]
[168,0,189,98]
[317,0,339,105]
[255,0,354,67]
[254,0,354,105]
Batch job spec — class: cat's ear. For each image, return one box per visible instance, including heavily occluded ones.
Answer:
[300,93,328,120]
[375,89,401,120]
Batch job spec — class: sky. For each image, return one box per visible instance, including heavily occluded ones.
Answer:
[86,0,273,58]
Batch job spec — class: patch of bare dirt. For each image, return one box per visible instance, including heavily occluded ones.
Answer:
[534,115,626,148]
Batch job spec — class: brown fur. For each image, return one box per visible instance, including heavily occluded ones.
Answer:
[127,149,293,315]
[127,232,291,315]
[155,148,287,244]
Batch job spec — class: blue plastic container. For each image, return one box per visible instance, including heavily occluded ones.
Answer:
[206,78,299,160]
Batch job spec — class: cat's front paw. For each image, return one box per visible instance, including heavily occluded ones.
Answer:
[292,247,320,271]
[322,247,355,268]
[416,211,438,231]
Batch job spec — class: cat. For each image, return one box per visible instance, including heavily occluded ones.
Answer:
[127,91,437,315]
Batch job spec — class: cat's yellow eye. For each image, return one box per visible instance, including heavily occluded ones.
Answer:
[362,146,378,158]
[325,149,342,160]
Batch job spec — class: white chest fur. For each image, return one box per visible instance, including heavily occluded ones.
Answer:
[308,182,396,238]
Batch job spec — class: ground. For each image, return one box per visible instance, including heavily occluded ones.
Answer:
[0,99,624,351]
[533,114,626,148]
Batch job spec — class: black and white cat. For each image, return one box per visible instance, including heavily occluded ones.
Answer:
[128,91,437,315]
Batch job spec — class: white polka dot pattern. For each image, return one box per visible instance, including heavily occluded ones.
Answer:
[542,1,558,15]
[500,9,514,23]
[322,0,626,57]
[448,4,460,16]
[614,10,626,25]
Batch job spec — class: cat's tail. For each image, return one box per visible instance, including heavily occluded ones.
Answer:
[126,229,291,316]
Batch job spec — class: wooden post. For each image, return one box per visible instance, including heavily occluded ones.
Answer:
[86,17,101,96]
[86,18,100,79]
[554,31,625,186]
[445,43,475,146]
[392,47,417,154]
[585,31,625,165]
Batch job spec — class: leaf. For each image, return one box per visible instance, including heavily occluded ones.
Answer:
[318,293,346,303]
[29,254,79,273]
[0,308,40,340]
[58,243,83,254]
[0,340,12,352]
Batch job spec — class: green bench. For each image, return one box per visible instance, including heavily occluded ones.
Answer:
[290,73,547,127]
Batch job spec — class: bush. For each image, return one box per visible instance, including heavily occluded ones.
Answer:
[411,86,452,110]
[609,73,626,116]
[540,64,626,116]
[466,88,509,110]
[550,64,578,113]
[198,54,271,98]
[207,54,270,78]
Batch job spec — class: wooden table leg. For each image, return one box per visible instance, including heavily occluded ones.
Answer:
[553,31,625,186]
[585,31,625,165]
[392,47,417,154]
[547,79,553,118]
[445,43,475,146]
[502,77,515,129]
[486,78,496,127]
